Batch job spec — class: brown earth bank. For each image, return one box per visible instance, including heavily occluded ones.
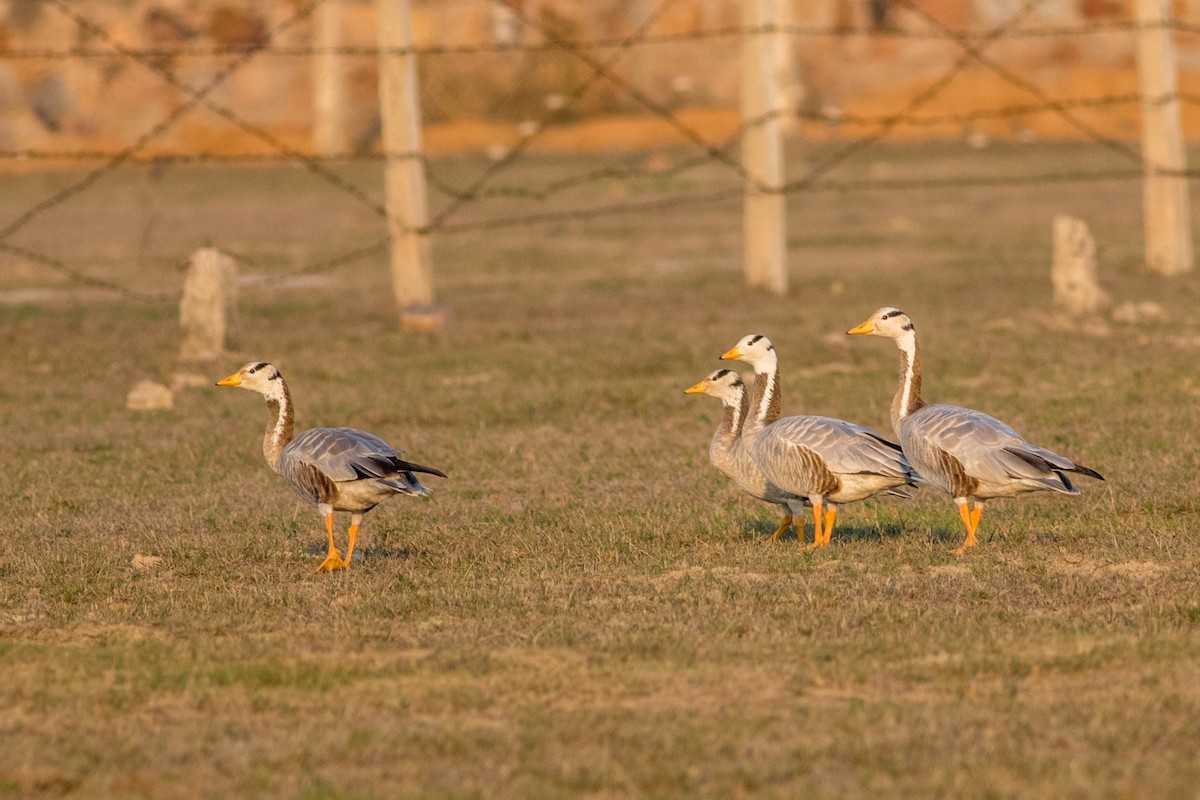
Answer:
[2,0,1199,163]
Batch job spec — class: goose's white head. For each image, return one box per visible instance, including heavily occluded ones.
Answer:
[719,333,777,371]
[684,368,746,406]
[847,307,915,342]
[216,361,286,398]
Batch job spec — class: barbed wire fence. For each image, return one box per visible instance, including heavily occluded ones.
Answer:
[0,0,1197,313]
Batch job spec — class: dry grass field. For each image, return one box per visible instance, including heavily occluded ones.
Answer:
[3,141,1200,798]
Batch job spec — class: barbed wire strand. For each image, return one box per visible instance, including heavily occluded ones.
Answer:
[0,241,177,301]
[896,0,1146,165]
[425,0,691,231]
[45,0,393,222]
[428,168,1153,235]
[423,89,1157,206]
[0,90,1163,206]
[485,0,768,186]
[0,18,1190,61]
[9,159,1184,296]
[0,0,328,247]
[4,3,1198,298]
[0,4,1171,216]
[399,0,1063,236]
[782,0,1053,196]
[222,237,391,285]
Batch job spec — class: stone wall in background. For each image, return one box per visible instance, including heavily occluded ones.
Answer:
[0,0,1196,159]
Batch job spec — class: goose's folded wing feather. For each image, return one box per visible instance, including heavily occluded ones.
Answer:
[282,427,446,482]
[751,433,833,494]
[905,405,1064,485]
[281,427,393,481]
[753,416,913,482]
[277,454,338,505]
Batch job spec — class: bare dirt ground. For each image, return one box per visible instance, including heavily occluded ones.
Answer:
[2,140,1200,798]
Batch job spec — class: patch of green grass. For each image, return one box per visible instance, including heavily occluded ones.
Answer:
[205,661,361,691]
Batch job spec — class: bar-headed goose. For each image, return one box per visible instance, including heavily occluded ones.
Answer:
[216,361,446,572]
[721,335,916,549]
[685,369,808,541]
[848,307,1103,554]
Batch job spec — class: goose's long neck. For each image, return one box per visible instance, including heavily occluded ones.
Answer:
[745,354,781,436]
[891,328,925,432]
[262,380,295,473]
[709,387,748,471]
[714,388,749,450]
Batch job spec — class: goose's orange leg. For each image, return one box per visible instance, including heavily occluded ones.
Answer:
[342,513,364,568]
[315,511,346,573]
[952,500,983,556]
[821,506,838,546]
[802,501,824,551]
[768,515,793,543]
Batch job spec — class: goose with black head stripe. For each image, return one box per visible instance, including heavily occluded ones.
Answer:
[216,361,446,572]
[720,334,917,549]
[685,368,808,541]
[847,307,1104,554]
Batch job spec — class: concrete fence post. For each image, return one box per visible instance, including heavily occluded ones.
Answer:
[1135,0,1193,275]
[180,247,237,361]
[741,0,788,295]
[1051,215,1109,317]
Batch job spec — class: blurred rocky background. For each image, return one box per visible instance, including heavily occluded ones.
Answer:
[0,0,1194,158]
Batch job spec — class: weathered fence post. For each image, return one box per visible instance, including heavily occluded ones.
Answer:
[313,0,346,155]
[376,0,443,329]
[773,0,802,137]
[1135,0,1193,275]
[179,247,237,361]
[1051,215,1109,317]
[741,0,788,295]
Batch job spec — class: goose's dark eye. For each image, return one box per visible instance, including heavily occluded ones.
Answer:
[248,366,258,374]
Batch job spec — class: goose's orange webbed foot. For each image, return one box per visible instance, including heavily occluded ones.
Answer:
[315,511,347,573]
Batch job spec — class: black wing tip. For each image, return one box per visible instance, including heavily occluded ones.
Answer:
[350,462,383,480]
[400,460,447,479]
[862,429,903,451]
[1053,471,1080,494]
[1005,446,1105,483]
[356,456,447,480]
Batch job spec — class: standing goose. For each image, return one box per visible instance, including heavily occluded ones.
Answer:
[847,307,1103,554]
[216,361,446,572]
[685,369,808,541]
[721,335,917,549]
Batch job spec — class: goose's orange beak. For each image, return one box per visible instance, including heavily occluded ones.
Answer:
[847,319,874,335]
[684,379,708,394]
[215,372,242,387]
[720,347,741,360]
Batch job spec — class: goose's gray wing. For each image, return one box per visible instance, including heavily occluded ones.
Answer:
[901,404,1084,496]
[283,427,398,481]
[751,415,914,496]
[280,427,445,501]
